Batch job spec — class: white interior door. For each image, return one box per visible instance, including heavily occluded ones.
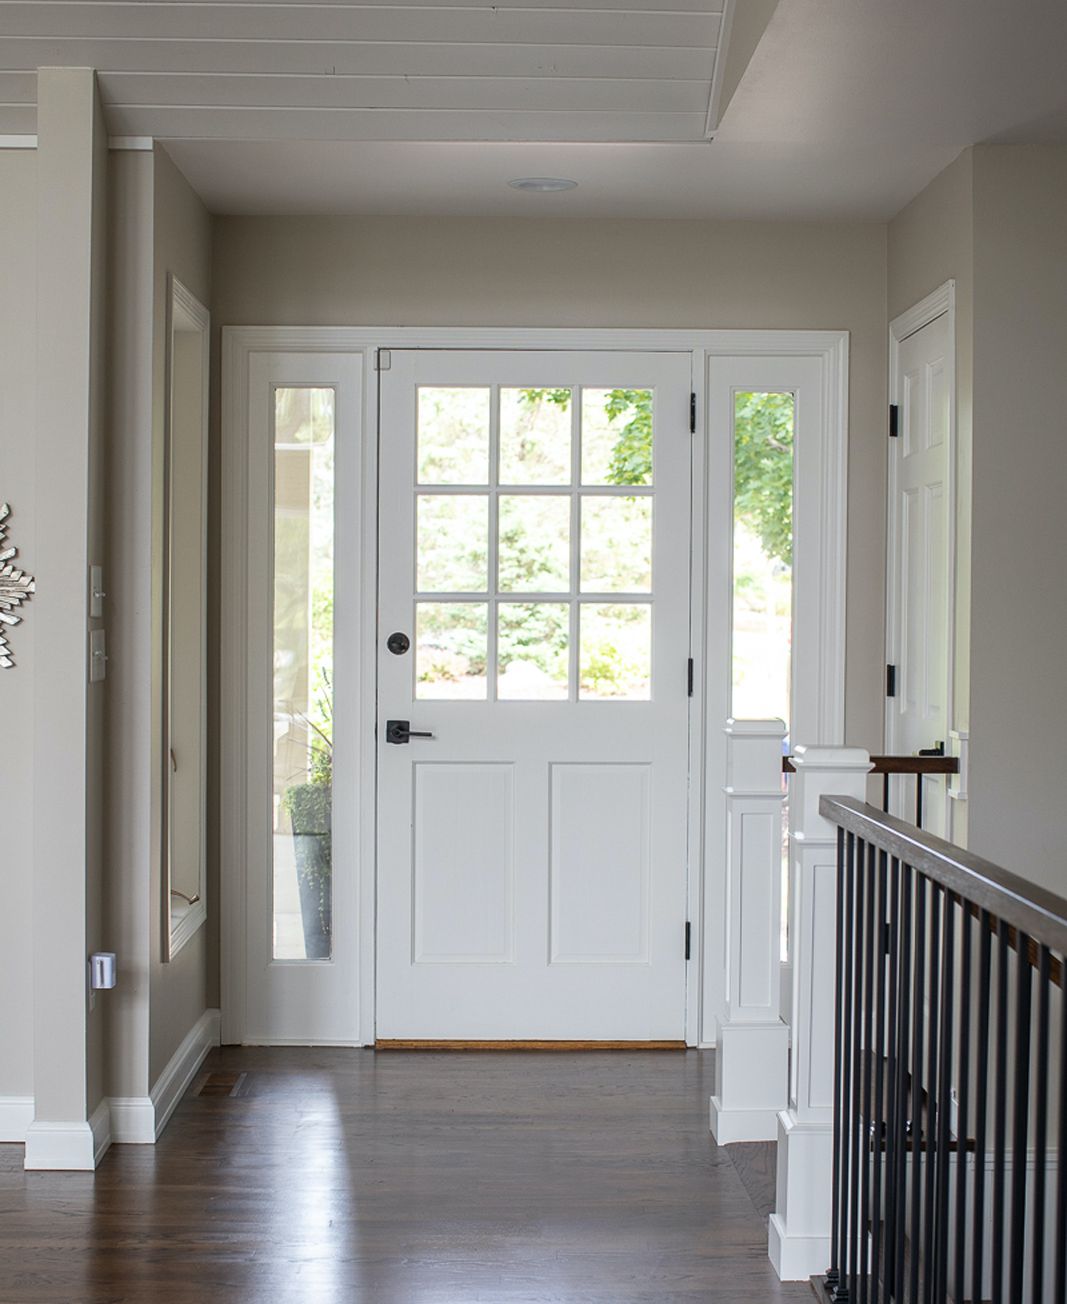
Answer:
[240,351,364,1043]
[377,350,692,1041]
[887,310,953,835]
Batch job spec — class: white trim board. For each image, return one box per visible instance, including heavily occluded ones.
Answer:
[0,1096,34,1143]
[111,1008,221,1144]
[24,1101,111,1172]
[221,326,850,1051]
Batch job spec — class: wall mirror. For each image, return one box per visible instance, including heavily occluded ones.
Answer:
[163,275,210,959]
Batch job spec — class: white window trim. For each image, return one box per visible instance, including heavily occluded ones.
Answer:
[221,326,849,1049]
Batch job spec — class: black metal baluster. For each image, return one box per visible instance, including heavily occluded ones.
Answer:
[933,891,955,1302]
[915,774,923,831]
[991,919,1010,1304]
[836,831,858,1302]
[1030,945,1051,1304]
[1008,933,1032,1304]
[909,874,927,1304]
[848,841,869,1301]
[859,843,877,1304]
[971,912,993,1304]
[953,902,972,1304]
[827,827,848,1298]
[869,852,889,1303]
[1056,948,1067,1304]
[922,885,943,1302]
[891,862,914,1302]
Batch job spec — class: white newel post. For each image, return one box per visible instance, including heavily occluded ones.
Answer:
[768,744,872,1281]
[710,719,789,1144]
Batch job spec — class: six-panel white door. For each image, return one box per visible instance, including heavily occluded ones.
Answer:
[887,311,952,836]
[376,351,693,1040]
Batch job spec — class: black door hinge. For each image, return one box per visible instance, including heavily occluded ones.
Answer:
[685,921,692,961]
[886,664,897,698]
[687,657,694,697]
[889,403,899,438]
[690,392,697,435]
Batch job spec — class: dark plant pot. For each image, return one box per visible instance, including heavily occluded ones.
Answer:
[285,783,332,960]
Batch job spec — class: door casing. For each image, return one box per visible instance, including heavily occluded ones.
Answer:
[221,326,850,1048]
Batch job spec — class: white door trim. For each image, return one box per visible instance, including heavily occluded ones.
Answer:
[886,282,957,797]
[221,326,849,1048]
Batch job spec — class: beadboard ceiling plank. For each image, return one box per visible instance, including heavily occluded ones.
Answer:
[98,71,711,113]
[1,4,722,47]
[106,102,708,141]
[0,37,717,80]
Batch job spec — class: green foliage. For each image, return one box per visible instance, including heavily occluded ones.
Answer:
[602,389,653,486]
[733,391,794,567]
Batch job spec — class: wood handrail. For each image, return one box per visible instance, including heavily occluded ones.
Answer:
[819,796,1067,960]
[782,754,959,775]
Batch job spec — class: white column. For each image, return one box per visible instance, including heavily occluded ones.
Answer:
[710,719,789,1144]
[769,744,872,1280]
[26,68,111,1172]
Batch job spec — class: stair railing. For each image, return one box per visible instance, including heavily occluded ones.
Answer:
[818,797,1067,1304]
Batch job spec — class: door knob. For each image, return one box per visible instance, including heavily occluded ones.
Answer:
[386,719,433,745]
[387,631,410,655]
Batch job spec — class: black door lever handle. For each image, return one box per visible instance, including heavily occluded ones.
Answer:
[386,719,434,745]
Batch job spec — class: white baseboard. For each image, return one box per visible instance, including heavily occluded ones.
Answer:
[768,1213,829,1282]
[24,1100,111,1171]
[108,1095,156,1145]
[0,1096,34,1143]
[147,1007,221,1141]
[709,1094,782,1144]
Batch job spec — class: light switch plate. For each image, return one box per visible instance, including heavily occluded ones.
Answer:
[89,628,107,683]
[89,564,105,619]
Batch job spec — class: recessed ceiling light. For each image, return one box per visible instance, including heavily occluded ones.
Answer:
[507,177,579,192]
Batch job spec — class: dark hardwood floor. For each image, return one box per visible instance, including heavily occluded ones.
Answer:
[0,1048,812,1303]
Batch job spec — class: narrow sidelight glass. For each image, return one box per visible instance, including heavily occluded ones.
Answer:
[272,387,335,961]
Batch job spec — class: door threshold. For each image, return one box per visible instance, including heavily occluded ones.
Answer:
[375,1039,688,1051]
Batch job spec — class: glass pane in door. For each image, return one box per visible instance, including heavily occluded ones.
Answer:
[272,387,335,961]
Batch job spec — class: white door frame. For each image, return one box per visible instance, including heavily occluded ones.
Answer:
[221,326,849,1048]
[886,282,957,829]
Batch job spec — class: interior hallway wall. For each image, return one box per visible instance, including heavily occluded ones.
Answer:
[0,148,38,1125]
[148,145,214,1086]
[211,213,889,754]
[968,144,1067,899]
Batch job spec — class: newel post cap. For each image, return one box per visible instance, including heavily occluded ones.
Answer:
[790,744,872,772]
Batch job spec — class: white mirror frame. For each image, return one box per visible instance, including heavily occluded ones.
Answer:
[163,274,210,960]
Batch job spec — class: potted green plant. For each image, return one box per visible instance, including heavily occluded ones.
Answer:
[283,676,332,959]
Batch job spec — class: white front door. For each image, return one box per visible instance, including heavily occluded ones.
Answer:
[376,350,692,1041]
[887,308,952,835]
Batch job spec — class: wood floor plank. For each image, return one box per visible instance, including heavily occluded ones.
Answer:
[0,1048,811,1303]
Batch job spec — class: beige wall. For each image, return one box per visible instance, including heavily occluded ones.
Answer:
[213,214,889,748]
[887,149,974,844]
[968,145,1067,897]
[106,147,155,1100]
[0,149,38,1108]
[149,145,214,1084]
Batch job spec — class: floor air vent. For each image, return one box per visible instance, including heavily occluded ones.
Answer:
[196,1071,248,1098]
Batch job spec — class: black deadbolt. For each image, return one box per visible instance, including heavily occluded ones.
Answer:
[387,631,411,655]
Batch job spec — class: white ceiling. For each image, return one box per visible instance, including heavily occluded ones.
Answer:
[3,0,1067,219]
[0,0,730,142]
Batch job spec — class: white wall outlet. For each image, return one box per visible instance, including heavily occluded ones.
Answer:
[89,627,107,683]
[89,564,106,619]
[90,952,117,990]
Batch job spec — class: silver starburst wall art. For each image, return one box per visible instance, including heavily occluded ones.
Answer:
[0,503,35,668]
